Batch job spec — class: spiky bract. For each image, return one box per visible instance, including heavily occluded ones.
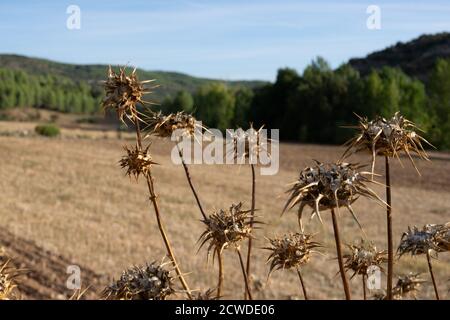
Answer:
[264,233,322,275]
[199,203,255,257]
[120,144,157,180]
[342,112,432,174]
[343,239,387,278]
[0,257,19,300]
[193,288,219,300]
[102,262,175,300]
[283,161,384,228]
[102,67,155,123]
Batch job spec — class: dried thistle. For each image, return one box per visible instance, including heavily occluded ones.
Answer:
[144,111,203,139]
[227,125,271,163]
[344,239,387,278]
[119,144,157,180]
[264,233,322,276]
[392,273,426,300]
[342,112,432,174]
[102,67,156,124]
[102,262,175,300]
[199,203,255,257]
[397,225,442,257]
[283,161,384,229]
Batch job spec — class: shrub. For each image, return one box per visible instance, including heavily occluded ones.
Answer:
[35,124,60,137]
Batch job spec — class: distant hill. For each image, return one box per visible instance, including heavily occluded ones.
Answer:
[0,54,266,102]
[349,32,450,81]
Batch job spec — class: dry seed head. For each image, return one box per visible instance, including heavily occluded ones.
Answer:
[264,233,322,276]
[426,222,450,252]
[227,124,271,163]
[120,144,157,180]
[392,273,425,300]
[102,66,155,123]
[397,224,446,257]
[102,262,175,300]
[343,239,387,278]
[342,112,432,174]
[283,161,384,229]
[144,111,202,139]
[199,203,255,257]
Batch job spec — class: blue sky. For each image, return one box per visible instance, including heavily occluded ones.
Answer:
[1,0,450,80]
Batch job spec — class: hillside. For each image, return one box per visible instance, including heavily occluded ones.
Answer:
[349,32,450,81]
[0,54,266,102]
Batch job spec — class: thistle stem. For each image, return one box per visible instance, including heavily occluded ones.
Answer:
[296,267,309,300]
[385,156,393,300]
[177,145,207,220]
[426,251,440,300]
[217,248,224,299]
[244,164,256,299]
[236,248,253,300]
[362,274,367,300]
[331,208,351,300]
[133,116,192,300]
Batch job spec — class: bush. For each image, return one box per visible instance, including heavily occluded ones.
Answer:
[35,124,60,137]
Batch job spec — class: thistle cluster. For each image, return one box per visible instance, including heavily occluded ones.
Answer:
[343,239,387,278]
[283,161,383,227]
[199,203,255,256]
[102,262,175,300]
[264,233,322,275]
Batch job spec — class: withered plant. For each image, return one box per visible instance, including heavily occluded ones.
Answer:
[227,124,270,299]
[0,253,21,300]
[102,67,192,299]
[198,202,258,299]
[283,161,385,300]
[397,223,449,300]
[264,233,322,300]
[342,112,432,299]
[343,239,387,299]
[102,261,175,300]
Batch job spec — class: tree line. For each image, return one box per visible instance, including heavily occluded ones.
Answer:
[1,57,450,149]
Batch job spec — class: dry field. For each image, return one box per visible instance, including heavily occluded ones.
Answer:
[0,120,449,299]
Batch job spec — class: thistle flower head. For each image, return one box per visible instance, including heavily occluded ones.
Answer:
[398,223,450,257]
[344,239,387,278]
[264,233,322,276]
[119,144,157,180]
[102,67,155,123]
[392,273,426,300]
[102,262,175,300]
[199,203,255,257]
[227,124,271,163]
[144,111,202,139]
[342,112,432,174]
[283,161,384,229]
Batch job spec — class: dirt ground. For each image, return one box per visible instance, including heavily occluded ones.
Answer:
[0,120,449,300]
